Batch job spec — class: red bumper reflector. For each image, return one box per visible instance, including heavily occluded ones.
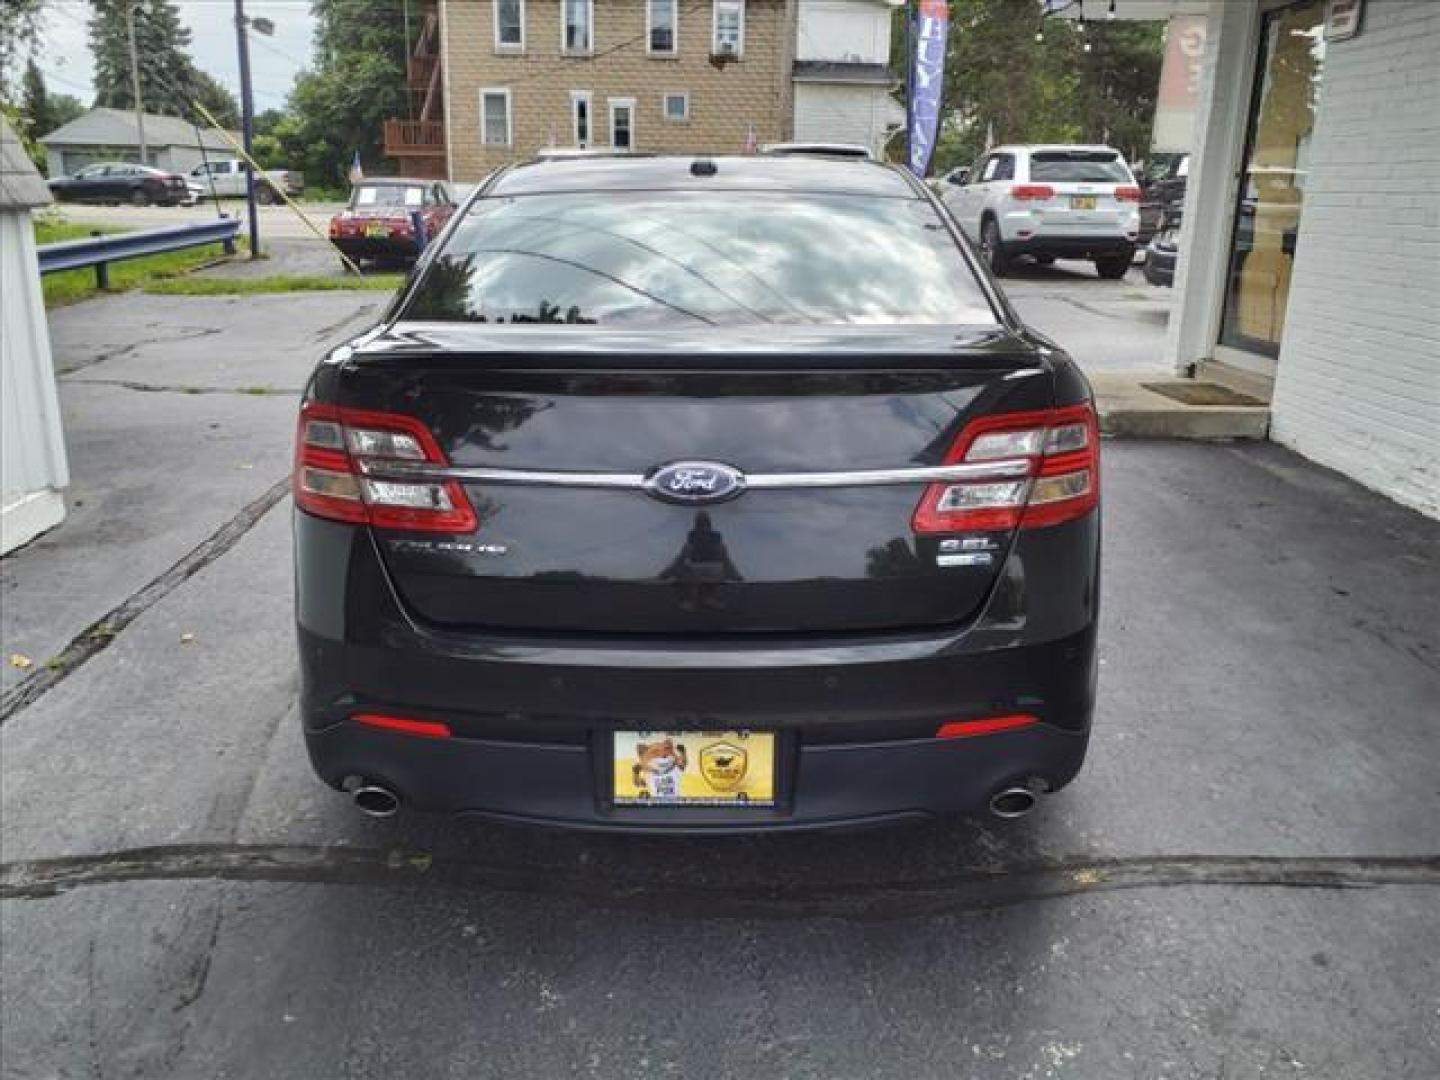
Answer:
[354,713,452,739]
[936,714,1039,739]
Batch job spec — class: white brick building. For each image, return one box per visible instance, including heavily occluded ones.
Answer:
[1266,1,1439,517]
[1119,0,1440,517]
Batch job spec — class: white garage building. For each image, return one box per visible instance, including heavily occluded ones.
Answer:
[1077,0,1438,517]
[792,0,906,157]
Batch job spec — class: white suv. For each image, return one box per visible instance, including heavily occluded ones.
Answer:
[940,144,1141,279]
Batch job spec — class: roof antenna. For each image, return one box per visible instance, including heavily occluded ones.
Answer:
[690,159,718,177]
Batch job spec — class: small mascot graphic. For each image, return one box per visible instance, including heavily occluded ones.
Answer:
[632,738,688,801]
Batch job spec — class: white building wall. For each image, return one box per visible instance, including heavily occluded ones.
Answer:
[796,0,892,62]
[793,83,901,154]
[1269,0,1440,518]
[1,211,70,553]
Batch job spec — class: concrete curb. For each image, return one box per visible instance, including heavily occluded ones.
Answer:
[1091,374,1271,440]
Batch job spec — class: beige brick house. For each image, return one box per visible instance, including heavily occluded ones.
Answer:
[388,0,799,181]
[391,0,800,182]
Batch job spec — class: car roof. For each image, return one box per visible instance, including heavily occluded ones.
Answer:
[991,143,1125,156]
[355,177,439,187]
[759,142,874,160]
[487,155,919,199]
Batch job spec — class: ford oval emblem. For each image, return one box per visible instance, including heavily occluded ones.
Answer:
[644,461,746,505]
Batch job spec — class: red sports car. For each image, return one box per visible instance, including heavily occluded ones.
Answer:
[329,178,456,266]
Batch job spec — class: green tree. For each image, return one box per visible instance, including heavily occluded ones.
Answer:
[50,94,87,131]
[87,1,239,129]
[276,0,411,185]
[90,0,194,115]
[892,0,1163,175]
[19,59,53,137]
[1072,21,1166,163]
[0,0,45,96]
[1,100,46,170]
[189,69,241,129]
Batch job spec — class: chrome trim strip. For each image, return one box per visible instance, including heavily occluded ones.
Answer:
[357,459,1032,488]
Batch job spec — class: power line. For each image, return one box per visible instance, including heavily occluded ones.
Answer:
[244,28,312,70]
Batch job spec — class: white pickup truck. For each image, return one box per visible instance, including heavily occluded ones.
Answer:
[187,159,304,203]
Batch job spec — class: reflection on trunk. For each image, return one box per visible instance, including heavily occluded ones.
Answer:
[660,512,743,612]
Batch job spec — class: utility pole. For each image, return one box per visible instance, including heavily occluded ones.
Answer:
[233,0,260,258]
[903,0,914,169]
[126,5,147,165]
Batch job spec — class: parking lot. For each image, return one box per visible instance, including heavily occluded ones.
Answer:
[2,255,1437,1078]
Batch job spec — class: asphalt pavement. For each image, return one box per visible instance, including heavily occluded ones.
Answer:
[51,198,347,241]
[2,280,1437,1079]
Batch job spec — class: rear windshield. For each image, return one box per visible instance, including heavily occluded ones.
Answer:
[354,185,424,208]
[399,193,997,327]
[1029,152,1131,184]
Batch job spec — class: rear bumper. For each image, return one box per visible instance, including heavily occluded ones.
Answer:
[305,717,1090,833]
[1003,234,1136,260]
[330,236,419,260]
[296,508,1100,831]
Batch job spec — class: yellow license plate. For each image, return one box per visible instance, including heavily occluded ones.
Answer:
[613,731,776,807]
[1071,196,1097,210]
[364,223,388,238]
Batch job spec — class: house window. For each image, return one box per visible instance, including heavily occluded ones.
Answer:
[662,92,689,121]
[609,98,635,150]
[481,88,513,146]
[494,0,524,50]
[562,0,592,54]
[713,0,744,57]
[648,0,677,55]
[572,91,592,147]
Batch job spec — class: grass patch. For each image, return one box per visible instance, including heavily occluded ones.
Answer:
[36,214,237,308]
[35,218,123,245]
[143,273,404,296]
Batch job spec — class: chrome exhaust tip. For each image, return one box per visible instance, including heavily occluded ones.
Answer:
[352,784,400,818]
[989,786,1038,820]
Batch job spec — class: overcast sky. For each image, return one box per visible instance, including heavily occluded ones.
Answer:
[30,1,318,113]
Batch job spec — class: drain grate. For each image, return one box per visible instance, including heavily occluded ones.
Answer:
[1141,381,1267,408]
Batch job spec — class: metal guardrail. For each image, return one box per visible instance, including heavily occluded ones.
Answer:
[38,218,242,288]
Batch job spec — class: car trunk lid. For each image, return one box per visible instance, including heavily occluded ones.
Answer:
[329,325,1055,636]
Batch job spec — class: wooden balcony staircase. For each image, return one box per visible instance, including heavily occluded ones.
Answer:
[383,3,446,179]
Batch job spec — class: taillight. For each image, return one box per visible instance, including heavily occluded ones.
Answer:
[354,712,452,738]
[293,402,478,532]
[1114,185,1142,201]
[912,404,1099,533]
[1010,184,1055,201]
[936,714,1039,739]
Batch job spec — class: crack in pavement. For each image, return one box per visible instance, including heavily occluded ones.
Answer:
[1054,295,1170,323]
[61,378,303,396]
[0,478,291,725]
[56,325,224,378]
[2,846,1435,920]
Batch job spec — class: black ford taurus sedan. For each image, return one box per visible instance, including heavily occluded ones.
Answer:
[294,155,1100,831]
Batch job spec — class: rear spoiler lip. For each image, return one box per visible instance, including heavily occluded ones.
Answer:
[346,322,1055,372]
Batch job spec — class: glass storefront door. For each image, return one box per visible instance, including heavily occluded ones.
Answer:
[1218,0,1326,360]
